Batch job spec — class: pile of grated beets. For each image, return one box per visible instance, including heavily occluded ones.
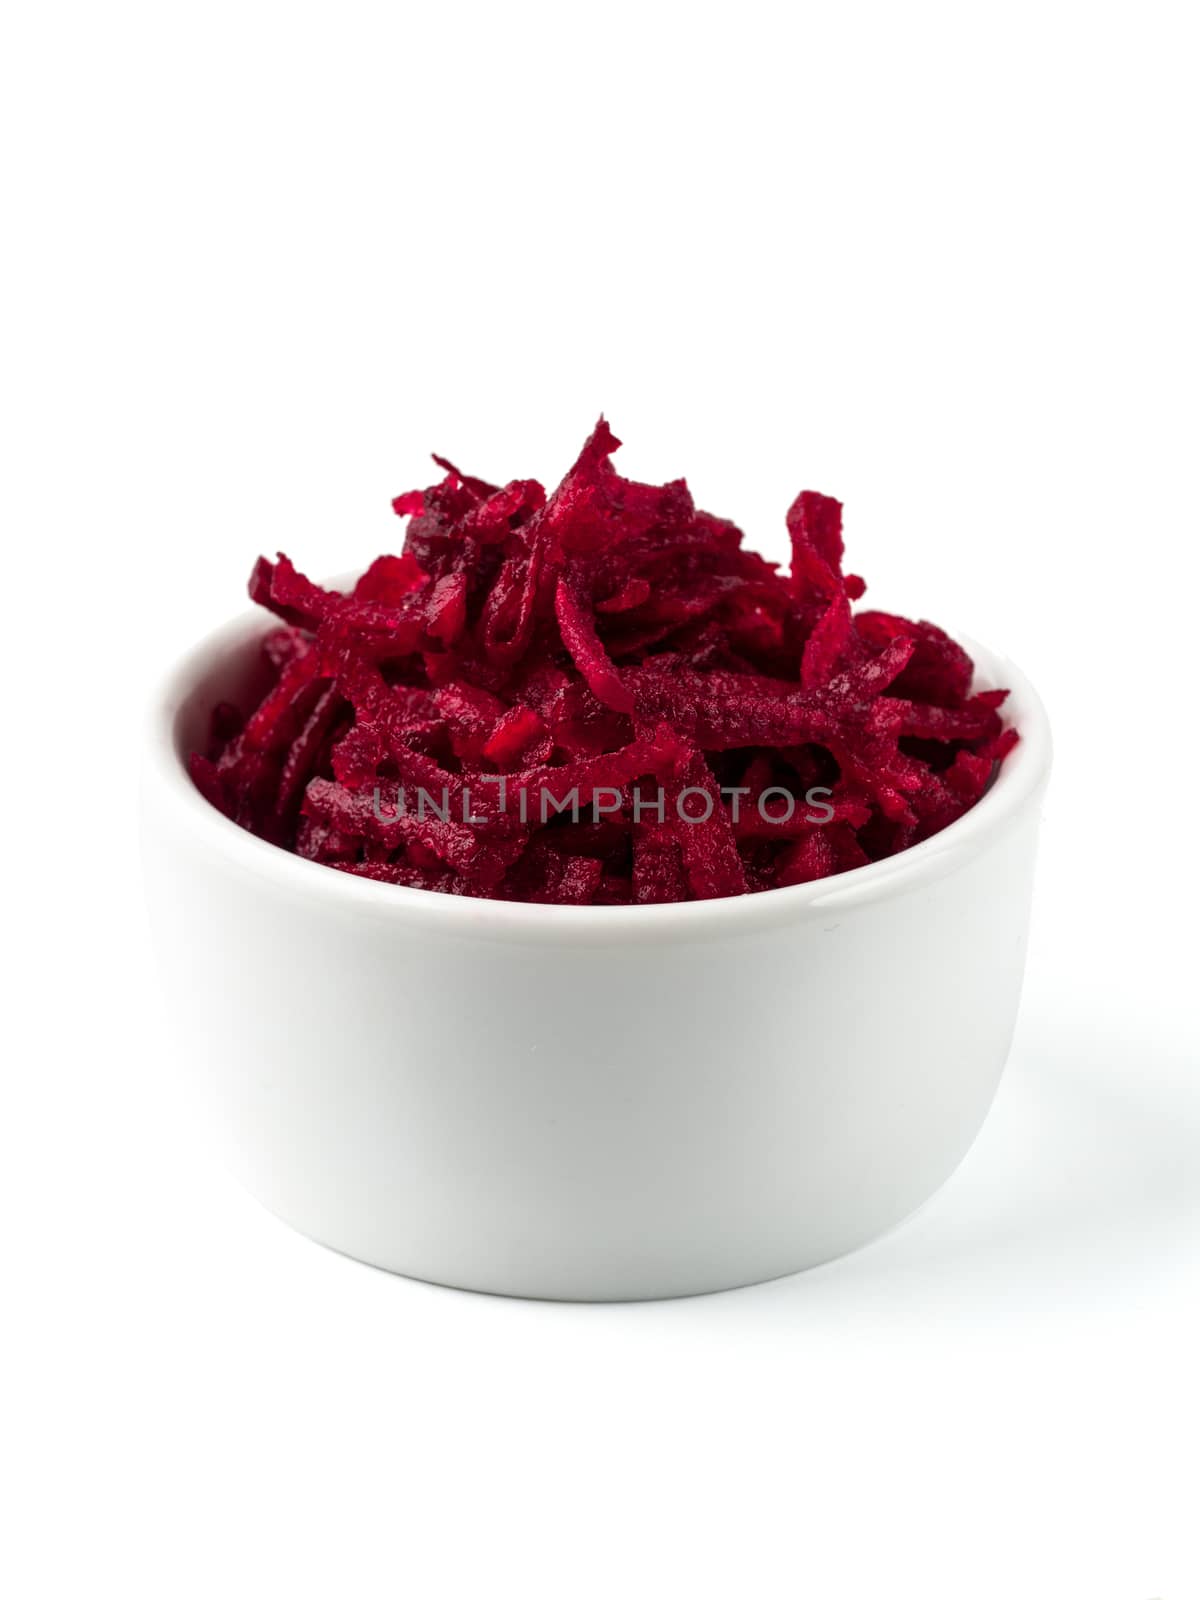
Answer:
[190,421,1015,904]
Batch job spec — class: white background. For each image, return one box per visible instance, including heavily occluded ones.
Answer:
[3,2,1198,1596]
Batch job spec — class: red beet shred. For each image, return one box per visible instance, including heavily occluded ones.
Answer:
[190,421,1016,904]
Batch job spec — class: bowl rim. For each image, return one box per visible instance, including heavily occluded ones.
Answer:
[144,595,1052,944]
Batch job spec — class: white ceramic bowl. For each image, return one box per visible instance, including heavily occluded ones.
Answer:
[142,602,1051,1301]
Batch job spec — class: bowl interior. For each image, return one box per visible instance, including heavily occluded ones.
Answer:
[172,615,277,761]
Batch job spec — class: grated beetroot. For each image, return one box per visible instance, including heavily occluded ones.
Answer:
[190,421,1015,904]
